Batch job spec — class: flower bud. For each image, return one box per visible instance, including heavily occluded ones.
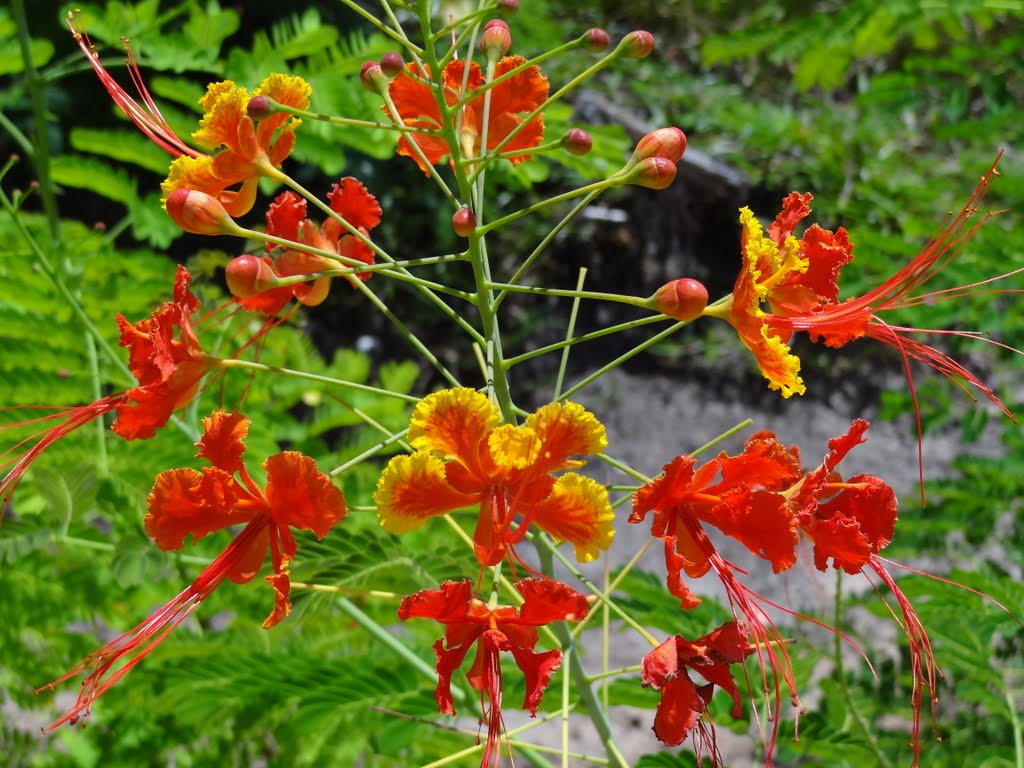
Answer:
[497,0,518,17]
[631,127,687,164]
[619,30,655,59]
[481,20,512,56]
[651,278,708,321]
[627,157,677,190]
[360,61,388,95]
[562,129,593,157]
[225,255,280,298]
[452,208,477,238]
[583,28,610,53]
[380,52,404,78]
[246,95,274,120]
[165,189,242,236]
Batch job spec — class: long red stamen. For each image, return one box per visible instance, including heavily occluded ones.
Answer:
[37,515,271,729]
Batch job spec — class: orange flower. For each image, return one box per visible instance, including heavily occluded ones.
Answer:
[374,388,613,566]
[399,578,587,768]
[236,178,383,308]
[162,74,311,216]
[387,57,548,173]
[630,435,805,755]
[641,621,756,765]
[2,267,218,515]
[38,410,346,729]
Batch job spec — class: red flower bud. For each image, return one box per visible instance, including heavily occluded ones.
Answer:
[652,278,708,321]
[583,28,610,53]
[481,20,512,56]
[452,208,477,238]
[628,157,677,190]
[562,129,593,156]
[165,189,241,236]
[497,0,518,17]
[360,61,388,95]
[246,95,273,120]
[380,52,404,78]
[620,30,655,59]
[631,127,687,164]
[225,255,279,298]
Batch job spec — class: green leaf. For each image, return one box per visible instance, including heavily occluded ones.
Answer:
[51,155,137,205]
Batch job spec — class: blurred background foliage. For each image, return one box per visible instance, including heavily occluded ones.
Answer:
[2,0,1022,766]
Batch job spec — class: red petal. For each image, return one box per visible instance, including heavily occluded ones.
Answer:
[767,191,813,247]
[263,451,347,538]
[328,177,382,231]
[433,636,477,715]
[512,578,590,626]
[144,467,243,549]
[262,570,291,628]
[651,674,704,747]
[196,410,250,473]
[265,190,306,245]
[398,579,474,623]
[507,643,562,715]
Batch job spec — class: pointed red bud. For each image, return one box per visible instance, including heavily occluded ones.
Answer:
[452,208,477,238]
[627,157,677,189]
[652,278,708,321]
[497,0,519,17]
[380,52,404,78]
[360,61,388,95]
[481,20,512,56]
[165,189,243,236]
[631,127,687,164]
[225,255,279,298]
[562,129,593,156]
[246,95,273,120]
[583,28,610,53]
[620,30,655,59]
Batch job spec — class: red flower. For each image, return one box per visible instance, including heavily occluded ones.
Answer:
[642,621,756,764]
[38,410,346,729]
[398,578,588,767]
[2,267,217,515]
[786,419,936,766]
[387,57,548,172]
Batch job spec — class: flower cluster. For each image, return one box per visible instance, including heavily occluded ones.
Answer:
[4,8,1017,768]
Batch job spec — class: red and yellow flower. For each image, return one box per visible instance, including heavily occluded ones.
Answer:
[399,578,587,767]
[387,57,548,172]
[375,388,613,565]
[39,410,346,729]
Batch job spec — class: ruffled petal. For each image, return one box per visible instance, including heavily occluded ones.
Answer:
[145,467,242,549]
[195,410,250,473]
[522,401,607,473]
[265,190,306,244]
[408,388,500,469]
[262,570,291,629]
[328,177,382,231]
[263,451,347,538]
[528,473,614,563]
[507,644,561,714]
[388,63,450,172]
[513,578,590,626]
[398,579,474,623]
[375,451,481,534]
[488,424,541,472]
[192,81,249,153]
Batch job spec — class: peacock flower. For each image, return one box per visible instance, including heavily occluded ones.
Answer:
[386,57,548,173]
[2,266,219,515]
[398,578,588,768]
[630,436,805,754]
[68,13,309,220]
[162,74,312,217]
[38,410,346,730]
[642,621,756,765]
[374,388,613,566]
[783,419,936,767]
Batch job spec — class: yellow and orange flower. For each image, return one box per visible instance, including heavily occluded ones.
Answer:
[387,57,548,173]
[374,388,613,565]
[161,74,311,216]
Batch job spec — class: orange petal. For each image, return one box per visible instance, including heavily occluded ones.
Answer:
[328,177,382,231]
[263,451,346,538]
[375,451,480,534]
[482,57,548,163]
[196,410,250,473]
[409,388,500,472]
[192,81,249,153]
[145,467,243,549]
[529,473,614,563]
[522,401,607,473]
[262,570,292,628]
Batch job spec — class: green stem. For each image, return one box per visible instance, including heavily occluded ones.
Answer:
[332,0,423,53]
[218,359,421,403]
[586,665,643,683]
[504,315,667,367]
[418,710,564,768]
[553,269,588,400]
[571,537,656,639]
[1004,670,1024,768]
[487,280,651,310]
[85,333,108,478]
[475,175,624,236]
[330,429,410,478]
